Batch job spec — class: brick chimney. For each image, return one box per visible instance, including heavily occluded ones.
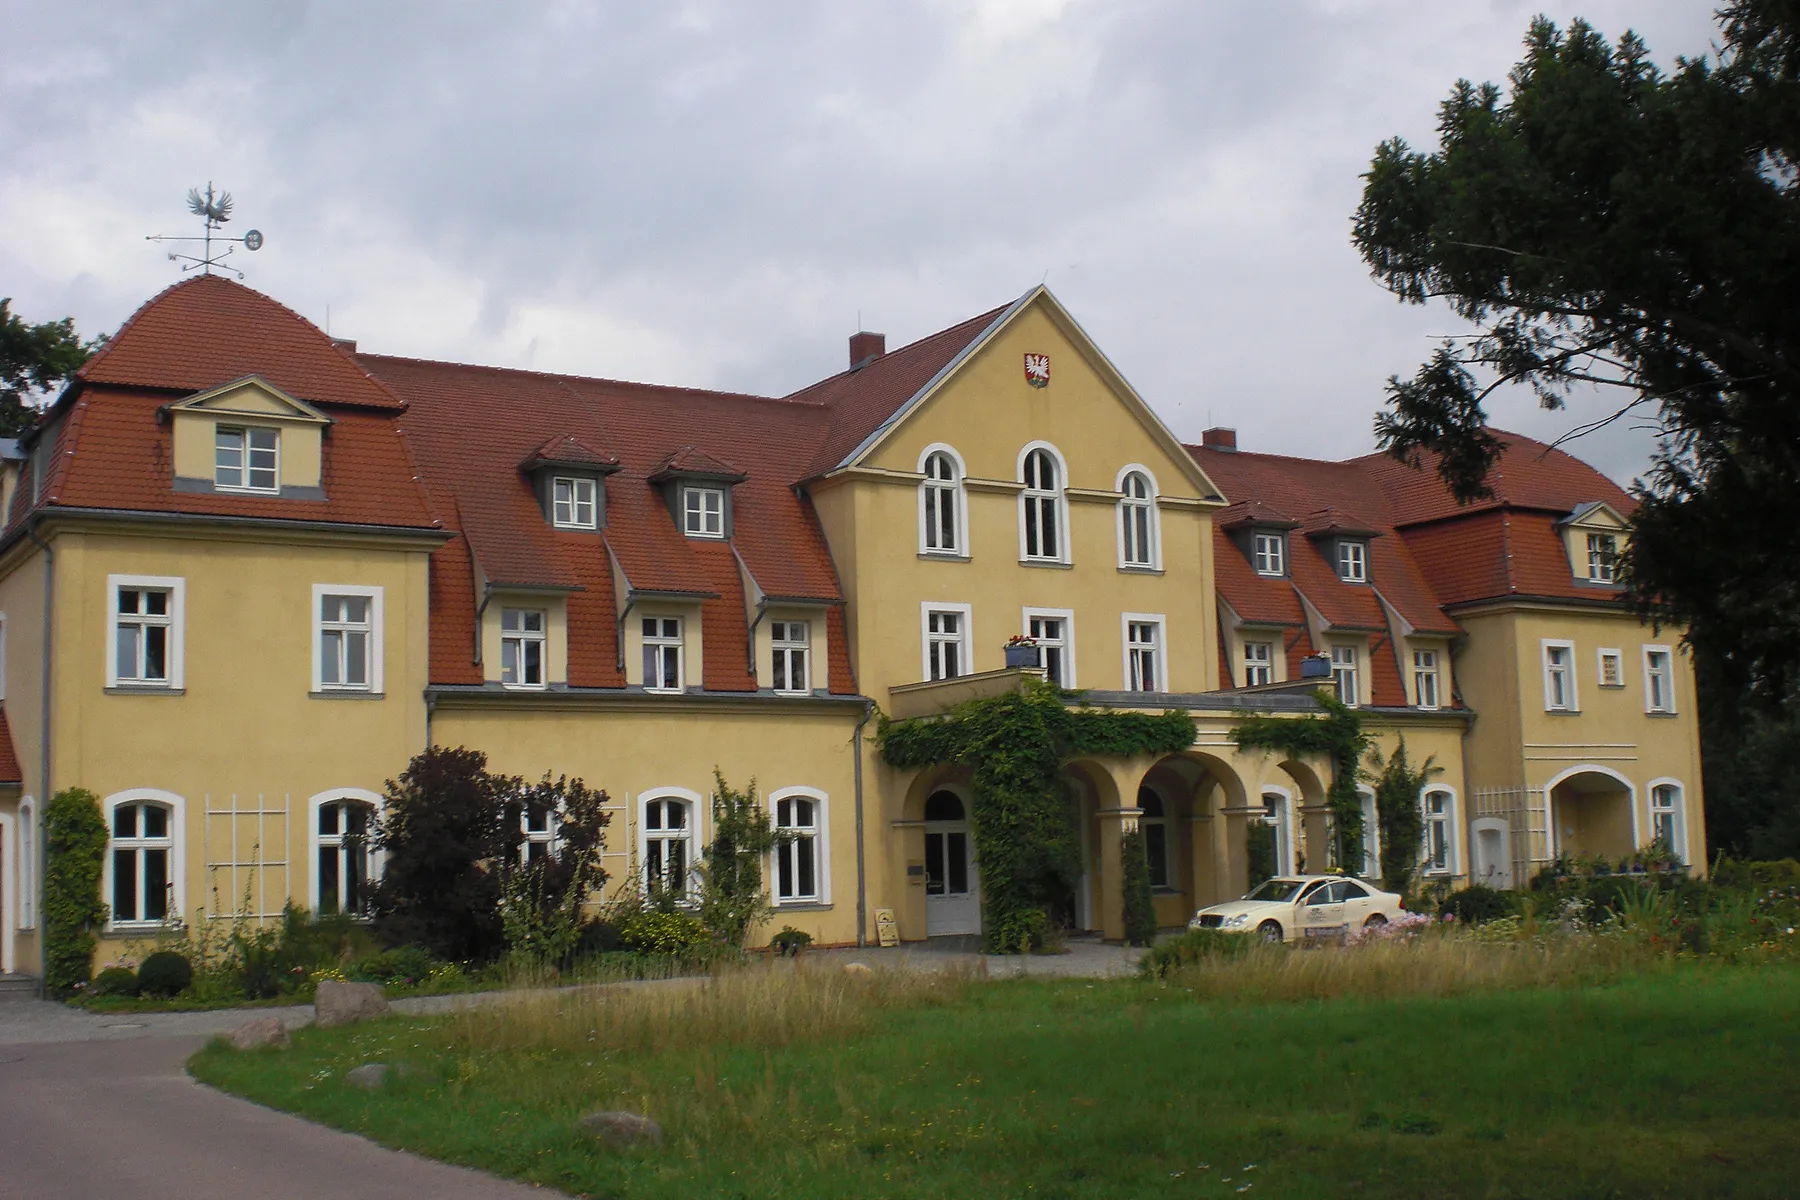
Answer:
[849,331,886,370]
[1201,427,1237,451]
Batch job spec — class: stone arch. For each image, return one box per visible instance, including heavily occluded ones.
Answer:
[1545,765,1639,860]
[899,763,975,824]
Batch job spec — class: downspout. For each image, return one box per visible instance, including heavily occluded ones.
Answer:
[615,593,638,677]
[852,699,875,947]
[26,514,52,998]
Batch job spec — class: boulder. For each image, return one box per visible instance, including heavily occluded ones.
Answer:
[315,980,390,1029]
[842,962,874,976]
[226,1016,291,1051]
[577,1110,665,1149]
[344,1063,389,1090]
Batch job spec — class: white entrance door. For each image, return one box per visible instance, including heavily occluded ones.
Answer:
[924,790,980,936]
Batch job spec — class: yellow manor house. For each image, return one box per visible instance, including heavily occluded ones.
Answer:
[0,277,1704,974]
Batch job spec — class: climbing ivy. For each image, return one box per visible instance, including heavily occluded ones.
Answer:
[45,787,109,994]
[879,680,1195,952]
[1367,737,1440,897]
[1230,692,1370,874]
[1120,826,1157,947]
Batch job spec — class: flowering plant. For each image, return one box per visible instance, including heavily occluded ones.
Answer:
[1004,634,1038,648]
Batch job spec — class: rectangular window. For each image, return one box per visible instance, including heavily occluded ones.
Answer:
[1644,647,1676,713]
[1337,540,1367,582]
[1422,791,1453,874]
[522,805,555,866]
[1650,784,1684,861]
[552,476,598,529]
[1598,648,1624,688]
[1543,640,1577,711]
[501,608,546,688]
[108,575,185,690]
[642,617,684,691]
[1586,532,1618,582]
[1126,618,1162,692]
[1026,610,1074,688]
[774,794,823,903]
[924,607,967,681]
[1331,644,1359,706]
[771,620,811,694]
[683,486,725,537]
[1413,648,1440,709]
[214,425,279,492]
[1243,640,1273,687]
[314,585,382,694]
[1252,532,1285,576]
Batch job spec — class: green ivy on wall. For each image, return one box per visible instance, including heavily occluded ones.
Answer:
[879,680,1195,952]
[44,787,109,994]
[1230,692,1370,874]
[1120,826,1157,947]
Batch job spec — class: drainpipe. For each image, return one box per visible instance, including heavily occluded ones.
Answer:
[852,699,875,947]
[25,514,52,998]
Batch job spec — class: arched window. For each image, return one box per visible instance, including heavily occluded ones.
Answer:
[773,791,827,904]
[1649,781,1686,863]
[1139,786,1171,889]
[1357,786,1380,879]
[644,795,694,900]
[919,447,965,555]
[317,797,378,916]
[1019,445,1066,562]
[1421,788,1456,876]
[1117,468,1158,569]
[111,799,175,925]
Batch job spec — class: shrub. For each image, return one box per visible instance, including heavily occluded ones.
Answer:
[137,951,194,997]
[1121,827,1157,947]
[350,945,438,988]
[619,910,708,955]
[1140,928,1255,978]
[575,919,624,957]
[498,773,612,964]
[91,966,139,997]
[1440,885,1518,924]
[770,926,813,957]
[697,770,778,949]
[44,788,109,995]
[1367,739,1439,895]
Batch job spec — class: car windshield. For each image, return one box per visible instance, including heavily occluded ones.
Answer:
[1243,879,1304,902]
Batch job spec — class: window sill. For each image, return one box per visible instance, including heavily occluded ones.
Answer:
[104,922,181,937]
[552,523,600,533]
[1151,887,1182,897]
[500,684,549,693]
[1118,564,1164,575]
[1018,558,1073,570]
[1545,708,1582,716]
[105,685,184,696]
[1645,710,1679,718]
[1597,683,1626,690]
[310,689,385,700]
[918,551,971,562]
[771,901,833,911]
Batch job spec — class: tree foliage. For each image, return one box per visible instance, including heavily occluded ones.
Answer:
[0,298,102,438]
[880,680,1195,952]
[1366,738,1441,897]
[696,769,780,948]
[44,787,109,993]
[1231,693,1370,872]
[1352,3,1800,708]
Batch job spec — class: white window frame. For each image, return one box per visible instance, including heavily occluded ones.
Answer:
[1122,612,1165,692]
[1642,645,1676,714]
[1023,606,1076,689]
[1331,643,1360,707]
[1138,787,1174,890]
[1337,539,1368,582]
[552,475,598,530]
[311,584,384,694]
[1646,778,1687,863]
[0,611,9,701]
[917,444,968,557]
[1597,647,1624,688]
[1017,441,1070,564]
[501,607,548,689]
[1261,787,1295,876]
[1542,639,1578,712]
[1420,786,1458,876]
[1357,785,1380,879]
[306,789,383,917]
[101,789,185,930]
[1252,531,1286,577]
[771,619,812,695]
[106,574,186,690]
[521,801,558,867]
[1586,532,1618,582]
[214,424,280,493]
[921,602,973,682]
[770,786,831,906]
[1242,639,1274,687]
[639,787,702,902]
[682,485,726,538]
[1412,648,1440,709]
[641,615,685,693]
[15,797,32,929]
[1114,464,1161,571]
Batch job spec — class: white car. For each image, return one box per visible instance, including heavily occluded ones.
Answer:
[1188,875,1405,943]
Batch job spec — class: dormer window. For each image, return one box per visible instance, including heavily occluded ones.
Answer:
[553,476,598,529]
[1253,532,1285,577]
[215,426,278,492]
[1337,539,1368,582]
[683,486,725,538]
[1586,533,1617,581]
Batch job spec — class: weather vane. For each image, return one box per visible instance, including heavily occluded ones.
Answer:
[145,183,264,278]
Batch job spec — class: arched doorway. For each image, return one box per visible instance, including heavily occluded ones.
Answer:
[924,790,980,936]
[1548,768,1637,861]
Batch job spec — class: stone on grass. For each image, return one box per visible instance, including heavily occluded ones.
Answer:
[578,1110,665,1149]
[227,1016,291,1051]
[345,1063,390,1090]
[315,980,390,1028]
[841,962,873,976]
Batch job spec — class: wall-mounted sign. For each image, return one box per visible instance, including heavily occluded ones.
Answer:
[1023,353,1051,389]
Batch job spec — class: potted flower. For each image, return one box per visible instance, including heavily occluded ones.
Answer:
[1003,634,1041,669]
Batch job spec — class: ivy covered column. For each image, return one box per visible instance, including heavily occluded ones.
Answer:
[1097,755,1161,941]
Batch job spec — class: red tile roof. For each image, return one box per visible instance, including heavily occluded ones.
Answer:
[1352,430,1637,525]
[523,434,620,471]
[650,445,746,482]
[0,707,21,784]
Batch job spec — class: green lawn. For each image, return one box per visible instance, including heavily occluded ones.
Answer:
[190,965,1800,1199]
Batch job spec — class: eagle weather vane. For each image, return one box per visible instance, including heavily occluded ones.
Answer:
[145,183,264,278]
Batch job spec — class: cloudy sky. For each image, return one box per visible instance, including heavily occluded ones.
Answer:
[3,1,1723,484]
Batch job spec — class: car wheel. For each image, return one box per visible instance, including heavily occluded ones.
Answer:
[1258,920,1284,943]
[1364,913,1388,929]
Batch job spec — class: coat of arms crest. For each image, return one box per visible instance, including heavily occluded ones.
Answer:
[1023,353,1051,388]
